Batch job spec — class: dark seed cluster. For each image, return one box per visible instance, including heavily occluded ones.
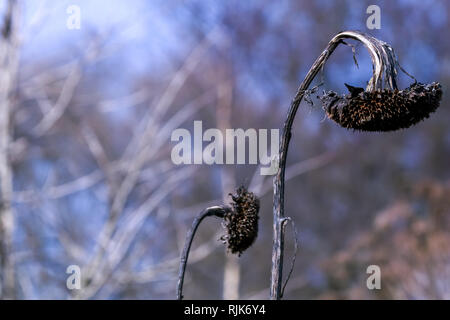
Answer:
[221,186,260,256]
[320,82,442,131]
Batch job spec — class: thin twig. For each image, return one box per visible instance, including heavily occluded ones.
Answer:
[177,206,230,300]
[280,217,299,298]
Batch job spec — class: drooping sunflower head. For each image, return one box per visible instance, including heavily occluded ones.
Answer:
[321,82,442,131]
[316,31,442,132]
[221,186,260,256]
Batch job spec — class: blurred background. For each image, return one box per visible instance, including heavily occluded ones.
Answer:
[0,0,449,299]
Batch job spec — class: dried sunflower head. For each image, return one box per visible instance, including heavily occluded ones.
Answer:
[221,186,260,256]
[321,82,442,131]
[314,31,443,132]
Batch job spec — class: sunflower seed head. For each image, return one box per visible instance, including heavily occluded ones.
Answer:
[321,82,442,131]
[220,186,260,256]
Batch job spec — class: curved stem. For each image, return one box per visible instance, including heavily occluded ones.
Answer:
[270,30,394,299]
[177,206,228,300]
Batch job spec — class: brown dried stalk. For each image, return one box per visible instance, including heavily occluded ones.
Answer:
[271,30,442,299]
[177,206,229,300]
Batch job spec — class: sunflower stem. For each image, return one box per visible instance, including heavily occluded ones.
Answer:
[177,206,229,300]
[271,30,397,299]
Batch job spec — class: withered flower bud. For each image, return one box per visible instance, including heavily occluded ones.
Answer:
[221,186,260,256]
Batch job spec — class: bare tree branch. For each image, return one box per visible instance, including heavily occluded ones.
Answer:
[0,0,19,299]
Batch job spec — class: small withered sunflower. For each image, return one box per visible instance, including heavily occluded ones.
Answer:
[221,186,260,256]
